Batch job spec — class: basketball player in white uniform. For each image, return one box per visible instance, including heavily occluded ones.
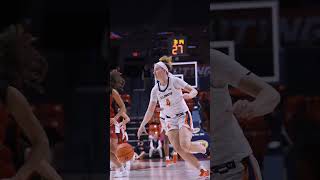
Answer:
[210,49,281,180]
[137,56,210,178]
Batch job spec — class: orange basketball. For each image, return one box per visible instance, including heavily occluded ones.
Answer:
[116,143,134,163]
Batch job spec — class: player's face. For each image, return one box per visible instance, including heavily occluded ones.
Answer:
[154,66,167,81]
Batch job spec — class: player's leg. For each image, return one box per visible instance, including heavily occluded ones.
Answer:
[163,134,170,158]
[179,126,206,154]
[178,113,209,177]
[166,129,200,169]
[179,126,209,177]
[163,134,172,166]
[149,147,154,158]
[110,137,127,177]
[179,112,206,154]
[157,147,163,158]
[110,138,122,168]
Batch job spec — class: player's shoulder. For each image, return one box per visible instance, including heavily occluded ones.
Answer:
[211,48,243,73]
[170,75,184,83]
[210,49,232,64]
[170,75,179,81]
[151,84,158,92]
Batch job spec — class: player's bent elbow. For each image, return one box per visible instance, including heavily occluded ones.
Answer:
[194,89,198,96]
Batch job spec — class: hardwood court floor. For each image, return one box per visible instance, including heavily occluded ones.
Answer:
[110,159,210,180]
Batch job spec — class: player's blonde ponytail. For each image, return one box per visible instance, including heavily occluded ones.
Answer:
[159,55,173,71]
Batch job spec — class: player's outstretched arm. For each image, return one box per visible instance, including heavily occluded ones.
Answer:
[137,101,157,139]
[6,86,62,180]
[112,89,127,121]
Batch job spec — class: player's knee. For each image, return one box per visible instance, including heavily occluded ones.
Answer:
[180,141,190,151]
[173,145,182,153]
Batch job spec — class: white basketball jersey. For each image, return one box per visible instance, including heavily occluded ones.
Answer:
[211,49,253,165]
[151,76,189,118]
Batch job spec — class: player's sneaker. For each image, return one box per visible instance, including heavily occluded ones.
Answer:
[113,170,127,178]
[199,169,209,178]
[166,159,173,167]
[173,152,178,163]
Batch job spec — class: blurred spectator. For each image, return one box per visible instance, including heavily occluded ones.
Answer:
[134,139,146,160]
[149,133,162,159]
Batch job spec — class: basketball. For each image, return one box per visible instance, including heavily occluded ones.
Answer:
[116,143,134,163]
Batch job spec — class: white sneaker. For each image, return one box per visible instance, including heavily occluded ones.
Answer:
[125,161,131,172]
[113,170,128,178]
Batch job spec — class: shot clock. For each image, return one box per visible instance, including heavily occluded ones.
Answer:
[169,36,187,56]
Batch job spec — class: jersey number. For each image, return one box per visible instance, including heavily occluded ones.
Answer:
[166,99,171,106]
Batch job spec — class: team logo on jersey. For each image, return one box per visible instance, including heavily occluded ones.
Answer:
[160,92,173,99]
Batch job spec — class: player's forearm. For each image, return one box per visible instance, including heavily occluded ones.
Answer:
[36,160,63,180]
[114,103,127,119]
[15,140,50,179]
[141,101,156,127]
[251,87,280,116]
[122,113,130,124]
[141,110,153,127]
[114,110,125,121]
[188,88,198,99]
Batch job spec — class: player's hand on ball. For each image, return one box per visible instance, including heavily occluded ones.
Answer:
[137,125,147,139]
[183,93,192,100]
[232,99,256,120]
